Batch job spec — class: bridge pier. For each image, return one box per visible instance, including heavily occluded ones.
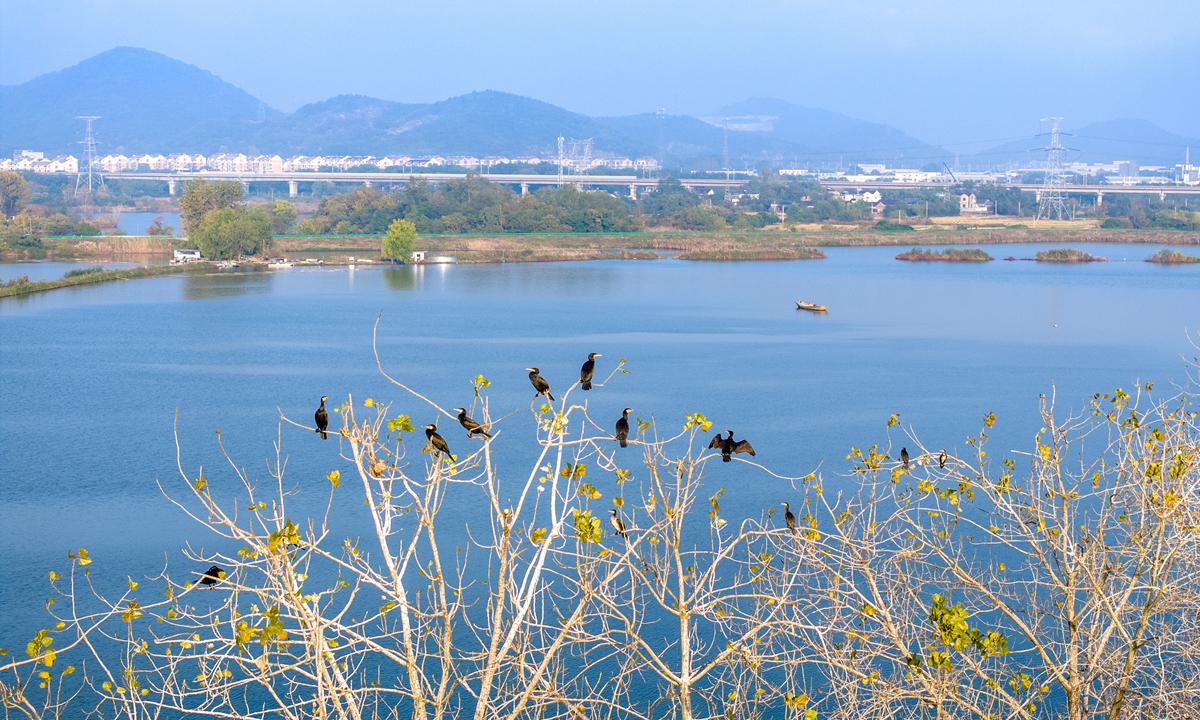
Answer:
[1096,190,1103,208]
[241,180,250,194]
[629,184,638,201]
[520,182,529,196]
[168,179,176,196]
[1160,190,1166,202]
[288,180,298,198]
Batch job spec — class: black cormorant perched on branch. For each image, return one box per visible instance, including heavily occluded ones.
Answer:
[425,424,451,457]
[708,430,755,462]
[900,447,910,470]
[527,367,554,401]
[580,353,601,390]
[199,565,225,586]
[610,509,628,538]
[938,449,947,468]
[615,408,632,448]
[315,396,329,440]
[454,408,491,438]
[782,502,797,534]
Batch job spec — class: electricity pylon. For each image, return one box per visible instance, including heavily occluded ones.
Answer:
[1036,117,1069,221]
[74,116,103,196]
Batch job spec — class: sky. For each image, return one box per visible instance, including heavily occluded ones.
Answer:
[2,0,1197,150]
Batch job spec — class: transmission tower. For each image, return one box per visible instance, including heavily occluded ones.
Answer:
[557,135,564,186]
[656,108,666,170]
[74,116,103,196]
[1036,117,1069,221]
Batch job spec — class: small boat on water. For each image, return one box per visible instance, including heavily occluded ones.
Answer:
[796,300,828,312]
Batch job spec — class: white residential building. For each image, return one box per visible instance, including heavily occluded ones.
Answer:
[959,193,991,214]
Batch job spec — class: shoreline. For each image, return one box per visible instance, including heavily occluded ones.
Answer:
[4,227,1197,267]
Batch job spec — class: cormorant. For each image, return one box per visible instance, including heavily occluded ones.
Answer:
[610,509,627,538]
[938,449,947,469]
[425,424,451,457]
[615,408,632,448]
[198,565,225,586]
[900,447,910,470]
[526,367,554,401]
[708,430,756,462]
[315,396,329,440]
[580,353,601,390]
[782,502,797,534]
[454,408,492,439]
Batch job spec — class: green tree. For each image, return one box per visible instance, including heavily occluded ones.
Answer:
[268,200,298,233]
[0,171,30,218]
[178,179,244,233]
[382,218,417,262]
[191,207,273,259]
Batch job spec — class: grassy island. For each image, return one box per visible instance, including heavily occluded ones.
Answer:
[0,264,203,299]
[895,247,993,262]
[1146,249,1200,264]
[1035,248,1107,263]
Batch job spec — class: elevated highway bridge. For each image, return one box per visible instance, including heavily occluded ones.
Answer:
[107,170,1200,204]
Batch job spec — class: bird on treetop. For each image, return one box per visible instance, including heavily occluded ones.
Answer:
[527,367,554,401]
[454,407,492,439]
[315,396,329,440]
[615,408,632,448]
[782,502,797,534]
[938,449,947,468]
[425,424,451,457]
[610,509,628,538]
[199,565,225,586]
[708,430,755,463]
[900,447,910,470]
[580,353,602,391]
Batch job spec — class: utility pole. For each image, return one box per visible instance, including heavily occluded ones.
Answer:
[74,116,103,196]
[1036,117,1069,221]
[557,135,564,187]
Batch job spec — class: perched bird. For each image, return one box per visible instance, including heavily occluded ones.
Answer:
[610,509,628,538]
[527,367,554,401]
[425,424,451,457]
[315,396,329,440]
[198,565,225,587]
[782,502,797,534]
[708,430,756,462]
[938,449,947,469]
[615,408,632,448]
[454,407,492,439]
[900,447,910,470]
[580,353,602,390]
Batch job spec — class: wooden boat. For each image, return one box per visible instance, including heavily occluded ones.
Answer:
[795,300,828,312]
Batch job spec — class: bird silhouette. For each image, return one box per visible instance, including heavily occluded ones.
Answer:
[454,408,492,438]
[900,447,910,470]
[526,367,554,401]
[938,449,947,468]
[425,424,451,457]
[615,408,632,448]
[315,396,329,440]
[198,565,225,586]
[580,353,601,390]
[708,430,755,462]
[782,502,797,534]
[610,509,628,538]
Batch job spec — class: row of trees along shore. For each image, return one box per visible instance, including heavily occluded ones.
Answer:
[3,338,1200,720]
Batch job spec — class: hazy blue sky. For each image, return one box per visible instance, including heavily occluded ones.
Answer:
[2,0,1197,148]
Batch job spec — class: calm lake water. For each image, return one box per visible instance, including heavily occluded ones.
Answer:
[2,243,1198,645]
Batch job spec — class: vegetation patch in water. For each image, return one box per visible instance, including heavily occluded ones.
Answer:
[1035,248,1107,263]
[895,247,993,262]
[1146,249,1200,264]
[0,264,203,298]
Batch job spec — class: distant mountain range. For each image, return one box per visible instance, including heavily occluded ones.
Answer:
[1,47,1193,169]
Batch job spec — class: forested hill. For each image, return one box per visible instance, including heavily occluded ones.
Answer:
[2,47,950,166]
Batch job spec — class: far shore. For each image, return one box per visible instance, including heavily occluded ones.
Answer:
[5,227,1198,265]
